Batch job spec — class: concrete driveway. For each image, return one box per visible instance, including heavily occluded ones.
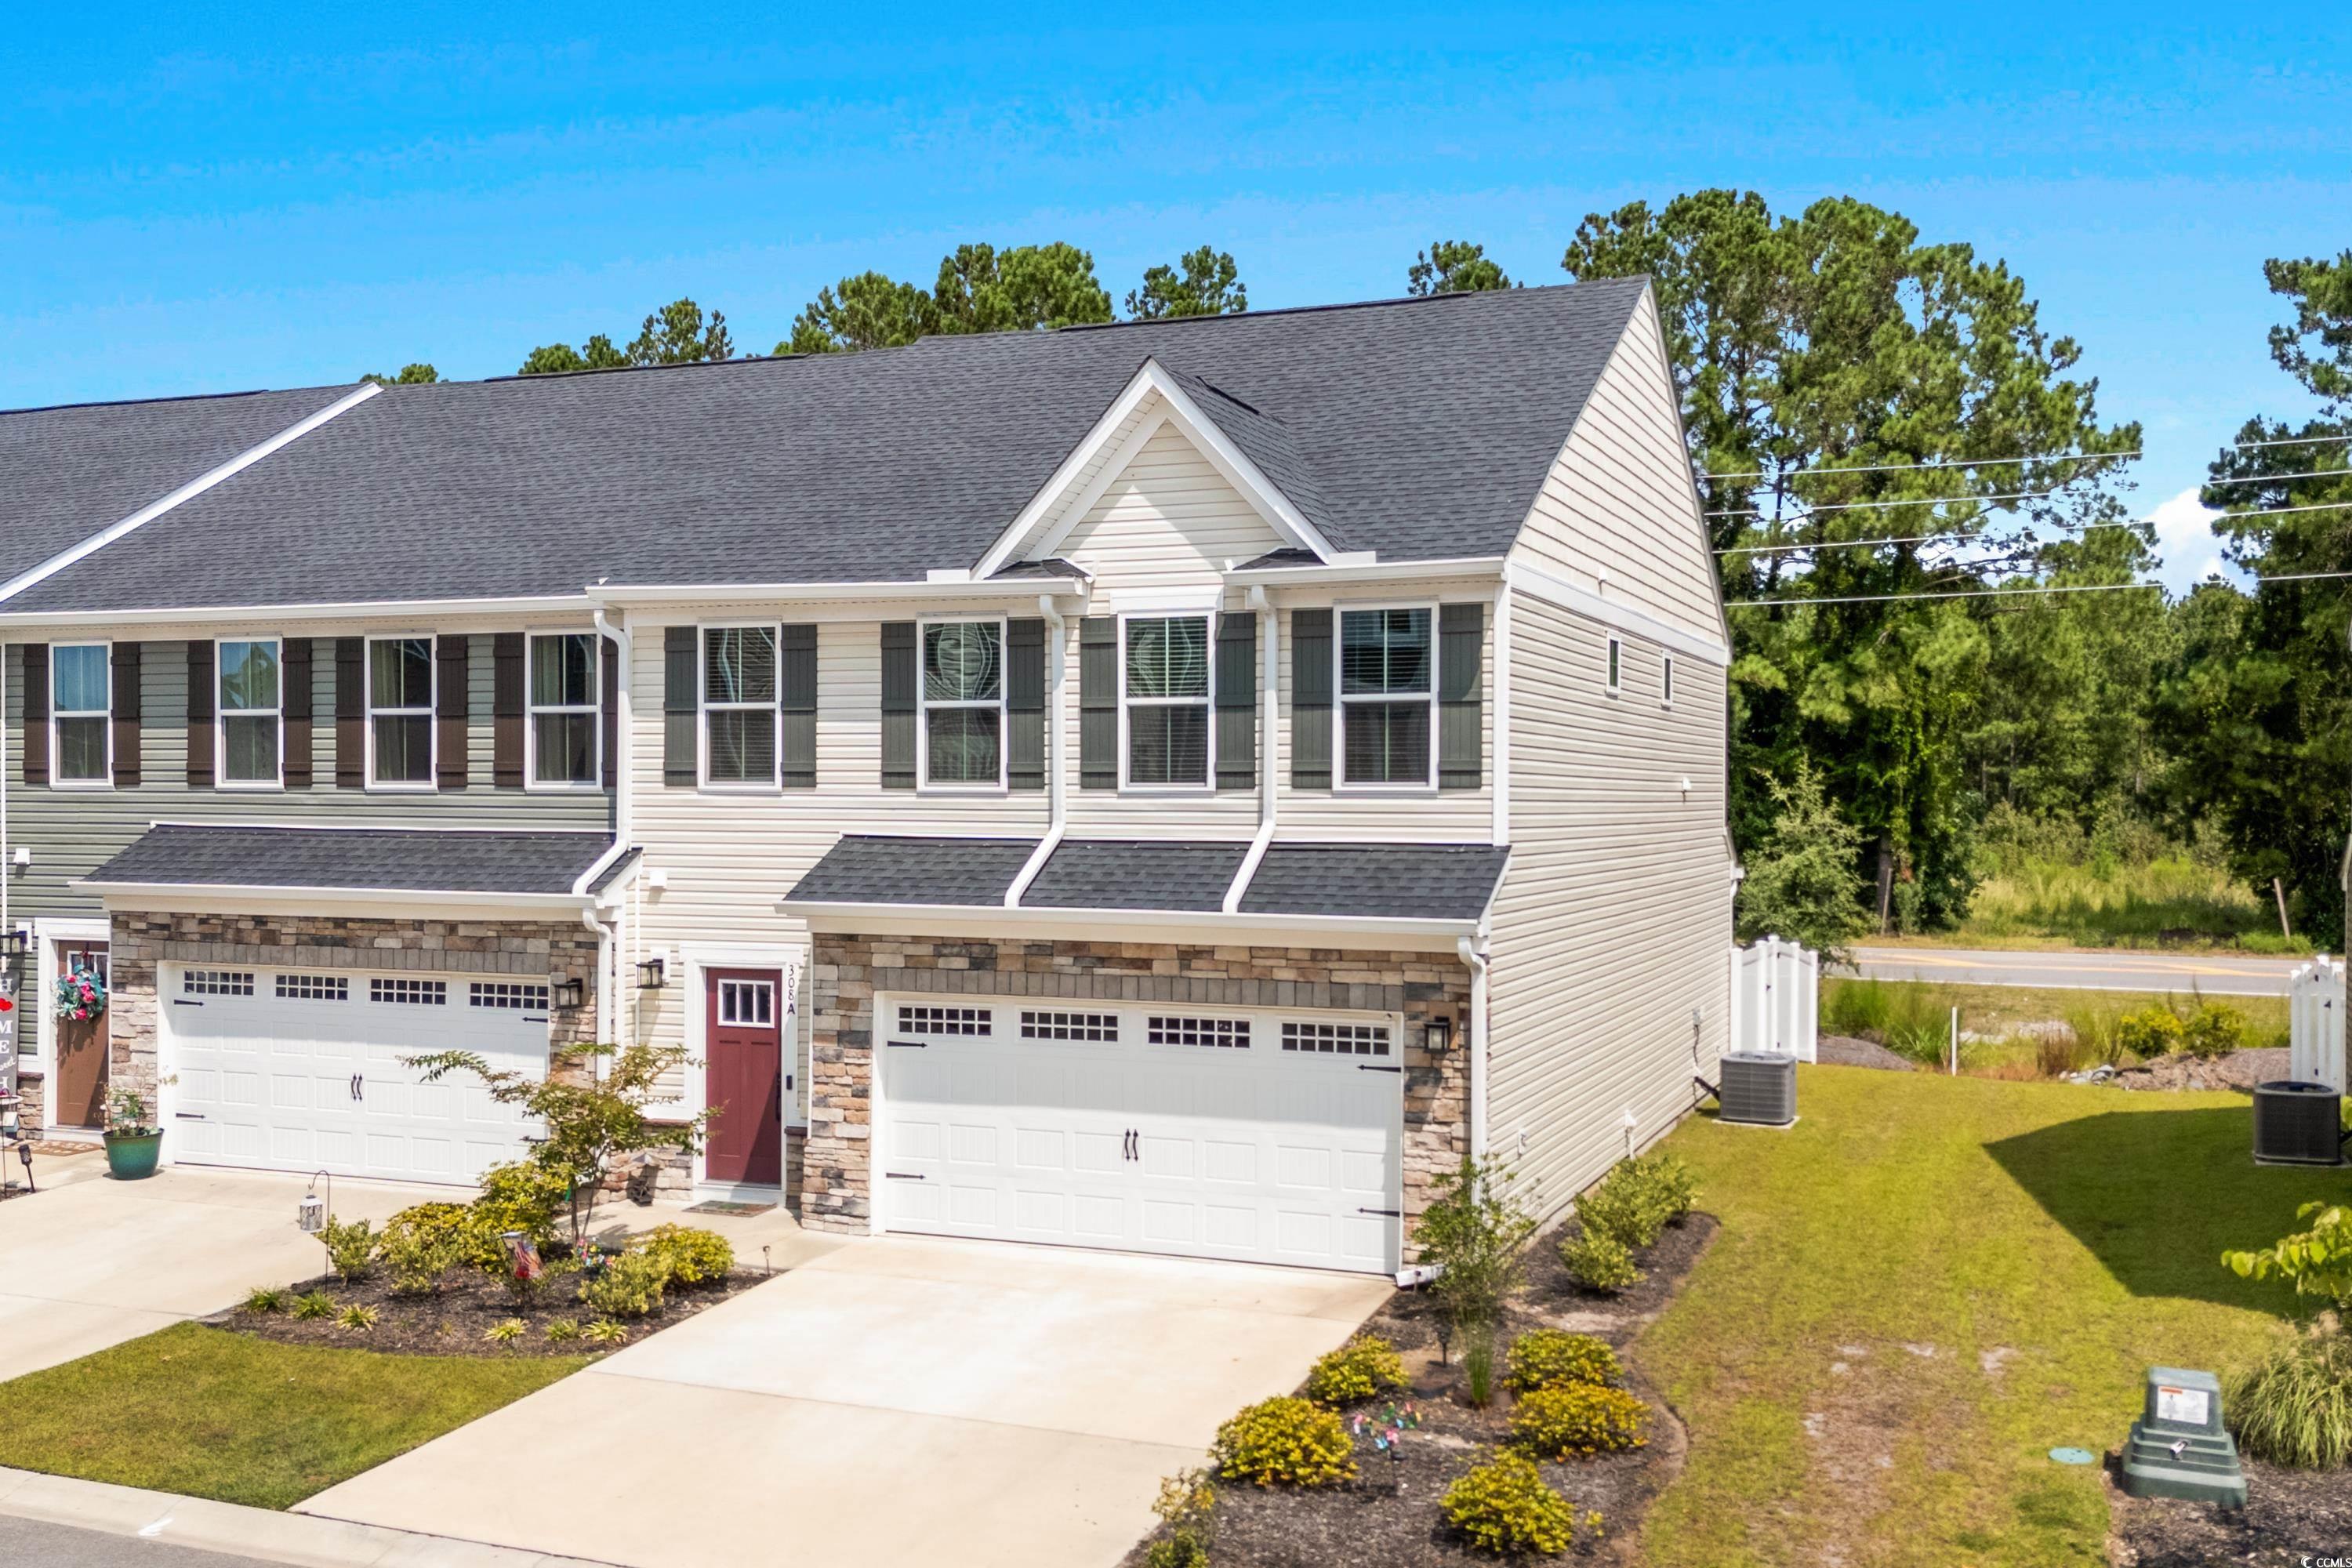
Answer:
[299,1236,1391,1568]
[0,1164,419,1383]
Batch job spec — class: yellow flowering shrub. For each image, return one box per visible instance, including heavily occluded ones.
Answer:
[1442,1450,1595,1555]
[1304,1334,1406,1406]
[1504,1329,1621,1394]
[1509,1384,1650,1460]
[1211,1396,1356,1488]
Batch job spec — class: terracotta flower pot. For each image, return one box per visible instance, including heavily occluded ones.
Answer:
[103,1131,162,1180]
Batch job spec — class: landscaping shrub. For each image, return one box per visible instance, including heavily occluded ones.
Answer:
[1416,1156,1537,1406]
[1210,1396,1356,1488]
[2223,1202,2352,1313]
[241,1287,287,1315]
[379,1211,471,1296]
[1560,1228,1642,1294]
[578,1250,668,1319]
[1509,1384,1650,1460]
[1441,1450,1594,1555]
[470,1161,572,1247]
[289,1290,337,1321]
[1504,1329,1621,1394]
[484,1319,526,1345]
[2225,1328,2352,1468]
[317,1216,377,1283]
[627,1224,735,1286]
[1304,1335,1406,1406]
[1144,1468,1217,1568]
[2182,1000,2248,1060]
[335,1305,379,1333]
[382,1200,494,1266]
[2117,1006,2186,1060]
[583,1319,630,1345]
[1573,1154,1697,1252]
[544,1318,582,1343]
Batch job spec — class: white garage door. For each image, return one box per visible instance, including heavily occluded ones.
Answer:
[164,964,550,1186]
[877,995,1403,1274]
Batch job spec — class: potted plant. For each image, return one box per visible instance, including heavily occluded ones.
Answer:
[104,1084,165,1179]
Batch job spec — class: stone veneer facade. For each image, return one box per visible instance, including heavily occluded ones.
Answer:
[801,935,1471,1253]
[107,910,602,1109]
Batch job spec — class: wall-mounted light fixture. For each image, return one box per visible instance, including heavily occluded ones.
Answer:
[551,977,586,1010]
[1424,1017,1454,1055]
[0,928,27,961]
[637,955,667,990]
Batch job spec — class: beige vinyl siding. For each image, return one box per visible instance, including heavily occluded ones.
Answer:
[1057,423,1287,597]
[1509,289,1726,647]
[1482,585,1732,1225]
[996,396,1160,563]
[3,628,610,1061]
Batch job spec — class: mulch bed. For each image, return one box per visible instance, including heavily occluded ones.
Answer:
[209,1260,772,1359]
[2111,1047,2292,1094]
[1816,1034,1917,1072]
[2107,1454,2352,1566]
[1123,1212,1717,1566]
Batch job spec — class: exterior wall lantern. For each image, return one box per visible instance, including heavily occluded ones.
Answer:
[637,955,667,990]
[1423,1017,1454,1055]
[551,977,586,1010]
[298,1171,330,1236]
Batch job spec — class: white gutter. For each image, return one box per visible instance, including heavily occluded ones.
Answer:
[0,592,593,632]
[76,880,593,910]
[583,900,617,1065]
[1224,556,1504,590]
[1458,932,1491,1160]
[570,842,634,898]
[1221,586,1279,914]
[0,382,382,608]
[592,579,1090,608]
[592,605,633,852]
[793,899,1478,942]
[1004,593,1069,908]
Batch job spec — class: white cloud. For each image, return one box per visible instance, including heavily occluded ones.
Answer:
[2147,487,2237,593]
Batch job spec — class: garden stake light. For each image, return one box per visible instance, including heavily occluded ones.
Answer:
[298,1171,331,1276]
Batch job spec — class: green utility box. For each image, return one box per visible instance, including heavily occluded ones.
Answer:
[2118,1367,2247,1508]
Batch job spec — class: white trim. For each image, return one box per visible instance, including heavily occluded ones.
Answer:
[697,622,782,792]
[79,882,592,917]
[1024,411,1174,566]
[591,579,1089,610]
[46,640,114,790]
[916,615,1009,793]
[212,635,285,791]
[0,592,593,631]
[1116,608,1217,793]
[975,359,1338,577]
[0,383,379,609]
[523,628,604,793]
[362,633,437,792]
[1503,557,1733,667]
[1334,603,1439,793]
[1224,556,1501,589]
[571,841,634,898]
[793,899,1476,948]
[1491,575,1512,845]
[34,919,111,1138]
[678,942,809,1182]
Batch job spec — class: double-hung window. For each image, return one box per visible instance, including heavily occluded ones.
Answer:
[920,620,1004,788]
[1338,607,1435,788]
[217,638,282,787]
[529,632,600,788]
[51,644,111,786]
[1122,615,1211,788]
[703,626,778,787]
[367,636,435,787]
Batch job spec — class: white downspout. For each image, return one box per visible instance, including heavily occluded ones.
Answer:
[592,605,632,851]
[1491,568,1512,847]
[1005,593,1069,908]
[1222,586,1280,913]
[1457,932,1490,1160]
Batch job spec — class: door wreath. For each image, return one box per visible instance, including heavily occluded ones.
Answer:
[58,964,107,1022]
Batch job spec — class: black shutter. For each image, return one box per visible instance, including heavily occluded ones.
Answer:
[187,640,216,788]
[662,626,698,787]
[1006,618,1045,792]
[492,632,525,788]
[1439,602,1484,790]
[780,623,817,789]
[20,644,46,786]
[1214,612,1256,791]
[435,635,469,789]
[600,637,619,795]
[880,622,916,790]
[283,637,314,788]
[111,641,141,788]
[1078,616,1117,790]
[333,637,364,787]
[1290,608,1332,791]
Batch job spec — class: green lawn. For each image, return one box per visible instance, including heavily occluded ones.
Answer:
[0,1323,586,1509]
[1634,1066,2347,1567]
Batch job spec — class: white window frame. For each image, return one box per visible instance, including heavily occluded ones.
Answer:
[698,622,782,792]
[525,628,603,793]
[213,636,285,792]
[1606,635,1623,696]
[916,615,1008,793]
[364,633,437,793]
[1335,601,1439,793]
[1117,608,1217,794]
[1661,652,1675,709]
[48,640,113,790]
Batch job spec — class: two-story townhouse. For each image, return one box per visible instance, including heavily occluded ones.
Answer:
[0,278,1731,1279]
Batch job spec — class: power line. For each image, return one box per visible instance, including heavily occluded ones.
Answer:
[1705,486,2066,520]
[1725,568,2352,610]
[1714,499,2352,559]
[2234,434,2350,452]
[1698,449,2138,483]
[2204,469,2351,487]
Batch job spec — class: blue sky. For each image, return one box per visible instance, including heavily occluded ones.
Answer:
[4,4,2346,590]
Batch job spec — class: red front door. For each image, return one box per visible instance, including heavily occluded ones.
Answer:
[705,969,783,1185]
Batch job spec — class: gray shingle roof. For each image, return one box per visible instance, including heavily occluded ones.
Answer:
[6,280,1650,612]
[785,834,1508,923]
[0,387,347,590]
[82,824,617,897]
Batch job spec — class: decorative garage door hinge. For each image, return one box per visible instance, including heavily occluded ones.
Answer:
[1356,1063,1403,1073]
[1359,1207,1402,1218]
[885,1040,928,1049]
[884,1171,927,1180]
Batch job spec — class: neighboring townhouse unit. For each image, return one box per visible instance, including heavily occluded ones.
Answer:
[0,278,1732,1276]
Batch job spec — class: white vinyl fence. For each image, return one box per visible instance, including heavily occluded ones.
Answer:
[2289,955,2346,1092]
[1731,935,1819,1062]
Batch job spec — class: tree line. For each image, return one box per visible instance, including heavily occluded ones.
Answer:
[359,201,2350,950]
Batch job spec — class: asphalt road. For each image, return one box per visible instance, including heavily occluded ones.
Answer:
[0,1517,278,1568]
[1846,945,2310,997]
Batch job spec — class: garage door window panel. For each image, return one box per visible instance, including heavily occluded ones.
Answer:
[1146,1015,1252,1049]
[372,978,447,1006]
[1020,1010,1120,1043]
[528,632,600,789]
[1338,607,1436,789]
[1280,1020,1392,1057]
[367,637,436,789]
[899,1004,993,1036]
[470,982,550,1011]
[1121,615,1211,789]
[275,973,349,1002]
[184,969,255,996]
[920,620,1005,790]
[217,639,283,788]
[51,643,111,786]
